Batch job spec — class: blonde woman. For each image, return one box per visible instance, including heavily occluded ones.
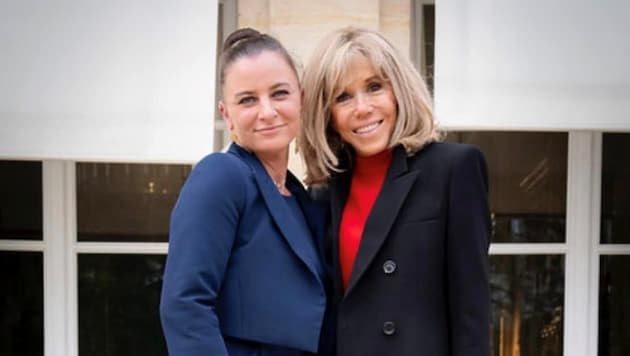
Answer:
[300,27,491,356]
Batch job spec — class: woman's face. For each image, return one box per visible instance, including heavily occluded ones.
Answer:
[330,55,397,157]
[220,50,301,157]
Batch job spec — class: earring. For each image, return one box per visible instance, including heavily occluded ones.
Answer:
[230,132,239,143]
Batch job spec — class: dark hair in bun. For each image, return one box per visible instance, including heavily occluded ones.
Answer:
[219,28,298,86]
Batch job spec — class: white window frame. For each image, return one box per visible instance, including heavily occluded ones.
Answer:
[48,160,171,356]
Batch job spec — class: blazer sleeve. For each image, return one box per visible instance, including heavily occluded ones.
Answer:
[446,146,491,356]
[160,154,247,356]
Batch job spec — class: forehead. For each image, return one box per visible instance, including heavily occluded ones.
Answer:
[334,53,384,89]
[223,50,298,91]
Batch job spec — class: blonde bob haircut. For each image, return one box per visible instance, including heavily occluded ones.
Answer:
[299,27,439,185]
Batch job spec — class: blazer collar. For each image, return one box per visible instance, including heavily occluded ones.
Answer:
[228,143,325,286]
[330,145,421,298]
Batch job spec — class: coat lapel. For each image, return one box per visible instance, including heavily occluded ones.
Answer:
[228,144,324,287]
[291,176,327,266]
[344,146,421,296]
[329,170,352,301]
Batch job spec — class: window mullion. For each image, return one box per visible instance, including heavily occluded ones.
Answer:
[43,161,69,356]
[589,132,602,356]
[65,161,79,356]
[564,131,596,356]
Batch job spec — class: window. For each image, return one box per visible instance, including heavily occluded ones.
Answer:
[412,2,434,93]
[76,163,190,242]
[0,251,43,356]
[78,254,167,356]
[75,162,190,355]
[0,161,42,240]
[447,132,568,355]
[598,133,630,356]
[0,161,44,356]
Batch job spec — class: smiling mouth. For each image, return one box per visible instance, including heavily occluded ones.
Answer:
[255,123,286,133]
[353,120,383,135]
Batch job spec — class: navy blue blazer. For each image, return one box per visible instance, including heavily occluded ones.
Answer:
[160,143,329,356]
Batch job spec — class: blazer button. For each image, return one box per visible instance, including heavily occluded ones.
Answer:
[382,321,396,335]
[383,260,396,274]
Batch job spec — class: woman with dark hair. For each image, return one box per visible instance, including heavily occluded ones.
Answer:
[300,26,491,356]
[160,28,330,356]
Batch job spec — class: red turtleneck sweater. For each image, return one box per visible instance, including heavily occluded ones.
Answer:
[339,149,393,290]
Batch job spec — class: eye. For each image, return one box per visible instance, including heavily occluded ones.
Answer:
[237,96,256,105]
[335,92,351,103]
[367,81,382,92]
[272,89,290,98]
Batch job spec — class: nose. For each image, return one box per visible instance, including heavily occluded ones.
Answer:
[354,92,372,117]
[258,97,277,120]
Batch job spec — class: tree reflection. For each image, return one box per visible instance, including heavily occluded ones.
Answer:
[490,254,564,356]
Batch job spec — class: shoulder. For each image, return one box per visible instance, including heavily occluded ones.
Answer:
[195,151,250,174]
[182,152,253,201]
[194,152,253,181]
[409,141,484,166]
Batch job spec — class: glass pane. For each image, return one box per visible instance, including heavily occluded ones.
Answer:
[77,163,190,242]
[601,133,630,244]
[78,254,167,356]
[446,132,568,243]
[423,4,435,93]
[0,251,43,356]
[0,161,42,240]
[490,255,564,356]
[599,255,630,356]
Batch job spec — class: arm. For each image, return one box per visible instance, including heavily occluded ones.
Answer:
[160,154,246,356]
[446,146,491,356]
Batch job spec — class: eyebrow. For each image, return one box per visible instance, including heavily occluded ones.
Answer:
[233,82,292,99]
[363,75,383,83]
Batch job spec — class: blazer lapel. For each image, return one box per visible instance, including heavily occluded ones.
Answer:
[291,177,326,265]
[344,146,421,296]
[228,144,324,286]
[329,170,352,301]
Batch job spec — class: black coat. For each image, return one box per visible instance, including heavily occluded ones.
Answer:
[328,142,491,356]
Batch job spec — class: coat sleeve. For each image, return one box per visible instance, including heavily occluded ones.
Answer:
[160,154,247,356]
[446,145,491,356]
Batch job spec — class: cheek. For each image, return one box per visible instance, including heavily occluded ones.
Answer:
[232,111,256,132]
[279,99,301,120]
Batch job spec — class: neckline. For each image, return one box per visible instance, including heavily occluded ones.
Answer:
[354,149,393,176]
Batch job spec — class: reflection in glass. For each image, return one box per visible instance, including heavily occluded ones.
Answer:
[0,161,42,240]
[601,133,630,244]
[422,4,435,93]
[599,255,630,356]
[0,251,43,356]
[77,163,190,242]
[78,254,167,356]
[490,255,564,356]
[446,132,568,243]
